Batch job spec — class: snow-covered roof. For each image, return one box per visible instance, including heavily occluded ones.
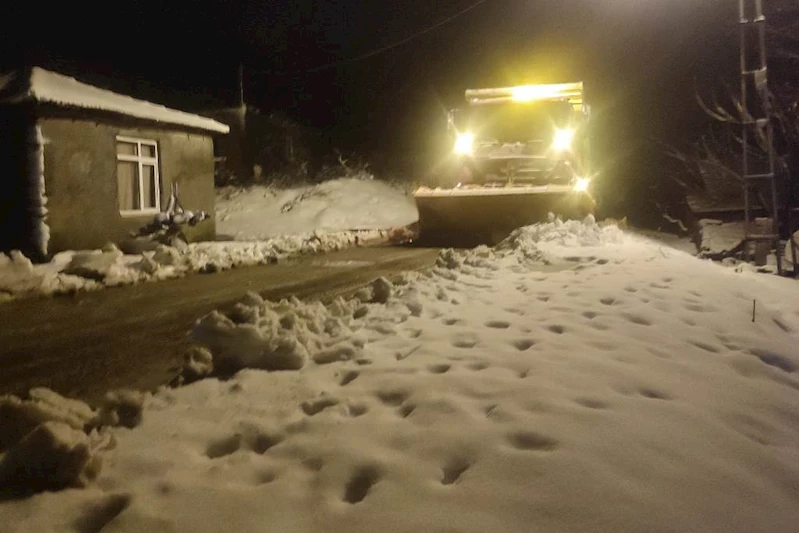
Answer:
[0,67,229,134]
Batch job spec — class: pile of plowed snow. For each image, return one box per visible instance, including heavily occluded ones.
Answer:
[216,178,418,241]
[4,218,799,532]
[0,178,417,301]
[0,231,383,301]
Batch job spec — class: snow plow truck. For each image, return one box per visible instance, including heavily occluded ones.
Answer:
[414,82,594,245]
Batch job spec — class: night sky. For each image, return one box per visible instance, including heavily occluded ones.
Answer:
[5,0,739,186]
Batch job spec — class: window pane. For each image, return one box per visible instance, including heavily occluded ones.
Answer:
[117,161,139,210]
[142,165,158,209]
[141,144,156,158]
[117,142,137,156]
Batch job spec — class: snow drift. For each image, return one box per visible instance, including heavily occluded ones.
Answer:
[216,178,418,241]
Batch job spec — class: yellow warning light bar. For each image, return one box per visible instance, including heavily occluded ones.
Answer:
[465,82,584,111]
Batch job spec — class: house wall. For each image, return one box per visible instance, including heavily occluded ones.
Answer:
[38,118,216,254]
[0,106,47,260]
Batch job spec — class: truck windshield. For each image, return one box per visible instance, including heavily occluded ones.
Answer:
[463,101,572,143]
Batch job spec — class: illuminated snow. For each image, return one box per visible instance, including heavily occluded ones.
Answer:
[3,219,799,532]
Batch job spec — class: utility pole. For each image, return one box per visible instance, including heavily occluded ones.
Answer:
[739,0,782,273]
[238,62,245,108]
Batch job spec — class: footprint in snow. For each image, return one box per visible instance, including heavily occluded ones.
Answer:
[507,430,559,452]
[428,363,452,374]
[684,302,719,313]
[253,469,279,485]
[375,389,410,406]
[343,465,382,504]
[749,348,797,373]
[772,317,793,334]
[451,333,480,349]
[397,403,416,418]
[688,339,721,354]
[346,403,369,417]
[639,388,672,400]
[575,398,608,409]
[485,320,511,329]
[301,397,340,416]
[512,339,536,351]
[206,428,283,458]
[622,313,652,326]
[441,458,472,485]
[73,493,132,533]
[206,434,242,459]
[339,370,360,386]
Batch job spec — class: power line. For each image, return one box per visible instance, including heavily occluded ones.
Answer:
[302,0,491,73]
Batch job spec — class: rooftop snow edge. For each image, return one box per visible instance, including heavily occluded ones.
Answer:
[0,67,230,134]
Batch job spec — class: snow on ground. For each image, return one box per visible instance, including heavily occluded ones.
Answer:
[0,178,416,302]
[216,178,418,241]
[0,231,385,301]
[4,219,799,532]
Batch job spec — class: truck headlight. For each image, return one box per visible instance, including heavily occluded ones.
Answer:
[552,128,575,152]
[454,132,475,155]
[573,177,591,192]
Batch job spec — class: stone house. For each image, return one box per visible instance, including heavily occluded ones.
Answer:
[0,67,229,260]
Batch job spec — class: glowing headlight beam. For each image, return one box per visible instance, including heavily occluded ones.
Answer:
[454,132,475,155]
[573,177,591,192]
[552,128,575,152]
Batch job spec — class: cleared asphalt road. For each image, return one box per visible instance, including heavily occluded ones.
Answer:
[0,246,439,403]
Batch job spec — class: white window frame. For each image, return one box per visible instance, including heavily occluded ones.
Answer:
[116,135,161,216]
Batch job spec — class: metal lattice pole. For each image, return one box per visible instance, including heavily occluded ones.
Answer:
[739,0,782,274]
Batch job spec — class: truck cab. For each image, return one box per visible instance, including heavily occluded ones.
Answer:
[414,82,594,246]
[444,82,591,190]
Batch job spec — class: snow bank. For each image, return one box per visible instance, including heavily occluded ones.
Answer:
[7,219,799,531]
[0,177,415,301]
[0,230,385,301]
[0,387,141,498]
[0,422,101,496]
[216,178,418,241]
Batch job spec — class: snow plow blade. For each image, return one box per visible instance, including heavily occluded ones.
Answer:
[413,185,595,247]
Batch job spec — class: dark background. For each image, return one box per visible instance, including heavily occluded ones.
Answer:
[2,0,746,218]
